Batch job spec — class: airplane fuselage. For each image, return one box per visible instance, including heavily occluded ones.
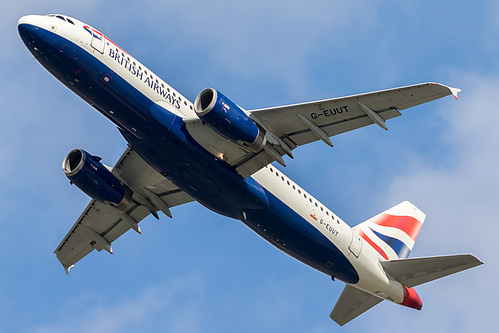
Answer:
[18,14,420,307]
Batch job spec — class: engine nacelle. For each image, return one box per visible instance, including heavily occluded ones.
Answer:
[194,88,265,152]
[62,149,132,211]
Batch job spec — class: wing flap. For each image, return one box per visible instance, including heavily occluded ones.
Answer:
[55,199,151,271]
[330,285,383,326]
[288,108,401,146]
[381,254,483,288]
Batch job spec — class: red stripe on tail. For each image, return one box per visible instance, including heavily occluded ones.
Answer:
[354,227,389,260]
[370,213,423,241]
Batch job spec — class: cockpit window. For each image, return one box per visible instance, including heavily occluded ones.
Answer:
[48,14,75,25]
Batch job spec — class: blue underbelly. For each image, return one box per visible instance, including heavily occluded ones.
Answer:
[240,191,359,284]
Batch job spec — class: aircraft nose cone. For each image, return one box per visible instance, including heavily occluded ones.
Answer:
[18,15,42,32]
[18,15,54,56]
[18,15,41,42]
[18,15,34,26]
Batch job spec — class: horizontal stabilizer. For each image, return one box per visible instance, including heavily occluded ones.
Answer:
[330,285,383,326]
[381,254,483,288]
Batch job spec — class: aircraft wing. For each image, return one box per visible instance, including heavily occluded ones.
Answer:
[54,147,194,273]
[330,285,383,326]
[186,82,460,178]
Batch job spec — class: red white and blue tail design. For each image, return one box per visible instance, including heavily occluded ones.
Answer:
[354,201,425,260]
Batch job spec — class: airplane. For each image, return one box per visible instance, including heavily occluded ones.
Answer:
[18,14,482,325]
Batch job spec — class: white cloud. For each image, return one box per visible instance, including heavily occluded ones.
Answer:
[32,275,204,333]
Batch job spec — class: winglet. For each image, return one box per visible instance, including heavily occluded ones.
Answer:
[63,264,74,275]
[430,82,461,100]
[449,86,461,100]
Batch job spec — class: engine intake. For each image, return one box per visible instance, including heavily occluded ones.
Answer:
[194,88,265,152]
[63,149,132,211]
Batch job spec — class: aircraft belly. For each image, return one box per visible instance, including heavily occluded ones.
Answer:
[120,127,270,217]
[240,191,359,284]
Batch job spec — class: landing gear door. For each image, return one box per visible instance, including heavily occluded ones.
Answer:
[90,30,105,54]
[349,229,362,258]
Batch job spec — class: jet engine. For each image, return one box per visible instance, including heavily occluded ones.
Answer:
[194,88,265,152]
[62,149,132,211]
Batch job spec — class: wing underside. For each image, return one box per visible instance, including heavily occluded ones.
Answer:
[186,82,459,178]
[330,285,383,326]
[54,147,193,273]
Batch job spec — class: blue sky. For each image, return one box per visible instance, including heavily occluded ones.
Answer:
[1,1,497,332]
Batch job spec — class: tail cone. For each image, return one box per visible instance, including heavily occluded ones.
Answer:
[401,286,422,310]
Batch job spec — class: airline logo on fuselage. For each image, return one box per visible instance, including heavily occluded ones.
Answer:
[108,48,181,110]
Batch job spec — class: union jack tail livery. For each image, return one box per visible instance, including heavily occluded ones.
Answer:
[331,201,481,326]
[354,201,425,260]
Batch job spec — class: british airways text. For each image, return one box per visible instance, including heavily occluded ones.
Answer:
[108,48,181,109]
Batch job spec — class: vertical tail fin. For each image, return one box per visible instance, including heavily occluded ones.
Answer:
[354,201,425,260]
